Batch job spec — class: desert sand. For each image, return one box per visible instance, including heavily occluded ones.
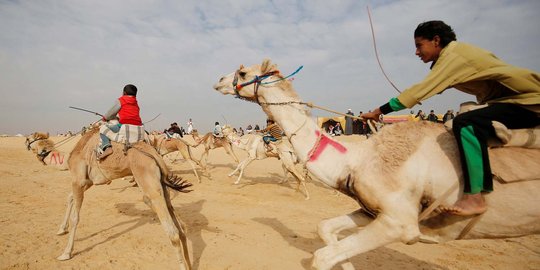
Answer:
[1,134,539,270]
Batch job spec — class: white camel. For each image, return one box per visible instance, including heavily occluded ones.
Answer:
[221,124,310,199]
[56,127,193,270]
[213,59,540,270]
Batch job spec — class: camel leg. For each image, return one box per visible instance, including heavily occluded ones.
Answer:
[279,163,289,184]
[280,154,310,200]
[134,173,191,270]
[224,146,239,164]
[56,193,73,235]
[187,160,201,183]
[200,149,210,168]
[317,210,373,270]
[228,158,247,177]
[37,155,46,165]
[234,157,255,185]
[288,168,309,200]
[57,179,92,261]
[312,210,420,270]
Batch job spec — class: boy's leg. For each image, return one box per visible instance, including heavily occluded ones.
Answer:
[445,103,539,215]
[98,123,121,159]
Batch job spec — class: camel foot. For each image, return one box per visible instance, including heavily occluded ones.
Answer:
[57,253,72,261]
[440,193,487,216]
[56,229,68,235]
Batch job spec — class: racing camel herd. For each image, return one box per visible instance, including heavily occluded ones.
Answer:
[25,59,539,270]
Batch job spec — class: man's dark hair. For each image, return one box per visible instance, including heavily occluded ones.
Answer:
[414,20,457,47]
[123,84,138,96]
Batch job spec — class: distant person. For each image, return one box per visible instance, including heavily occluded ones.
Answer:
[187,118,193,134]
[333,122,343,136]
[213,122,223,137]
[345,109,354,135]
[415,110,426,120]
[166,122,183,139]
[259,119,283,153]
[443,110,455,123]
[427,110,439,122]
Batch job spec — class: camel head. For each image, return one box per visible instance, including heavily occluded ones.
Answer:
[25,132,50,150]
[221,125,234,136]
[213,58,281,102]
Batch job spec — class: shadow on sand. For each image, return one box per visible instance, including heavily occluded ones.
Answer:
[253,217,448,270]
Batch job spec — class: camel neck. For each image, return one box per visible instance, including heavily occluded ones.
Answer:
[257,87,350,186]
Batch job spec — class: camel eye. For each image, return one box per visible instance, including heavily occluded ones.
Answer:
[239,71,247,78]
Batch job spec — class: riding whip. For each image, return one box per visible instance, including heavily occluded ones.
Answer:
[69,106,104,117]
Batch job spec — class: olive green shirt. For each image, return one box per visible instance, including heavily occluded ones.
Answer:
[397,41,540,114]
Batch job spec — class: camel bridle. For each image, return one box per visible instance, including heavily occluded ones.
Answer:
[232,69,280,104]
[25,137,45,151]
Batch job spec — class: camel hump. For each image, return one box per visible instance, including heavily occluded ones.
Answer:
[489,147,540,183]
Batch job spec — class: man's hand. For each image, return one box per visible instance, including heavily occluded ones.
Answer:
[360,108,382,122]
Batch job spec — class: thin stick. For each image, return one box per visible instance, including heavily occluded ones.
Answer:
[143,113,161,124]
[367,6,401,94]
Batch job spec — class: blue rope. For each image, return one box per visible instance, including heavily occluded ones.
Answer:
[261,65,303,85]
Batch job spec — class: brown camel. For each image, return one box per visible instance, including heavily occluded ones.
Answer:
[148,134,208,182]
[191,129,239,167]
[56,127,193,270]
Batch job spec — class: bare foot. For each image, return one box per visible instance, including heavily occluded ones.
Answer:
[440,193,487,216]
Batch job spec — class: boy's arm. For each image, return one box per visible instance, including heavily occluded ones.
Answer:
[102,100,121,121]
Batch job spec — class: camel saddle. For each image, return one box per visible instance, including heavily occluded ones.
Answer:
[100,123,149,144]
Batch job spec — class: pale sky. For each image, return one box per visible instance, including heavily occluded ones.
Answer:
[1,0,539,135]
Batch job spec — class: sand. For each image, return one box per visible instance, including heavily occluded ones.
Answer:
[1,134,539,270]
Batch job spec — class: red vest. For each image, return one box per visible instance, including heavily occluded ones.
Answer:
[118,96,142,126]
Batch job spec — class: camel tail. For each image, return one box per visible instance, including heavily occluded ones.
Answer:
[135,144,193,193]
[163,174,193,192]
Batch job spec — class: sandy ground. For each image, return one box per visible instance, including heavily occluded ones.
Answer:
[1,134,539,270]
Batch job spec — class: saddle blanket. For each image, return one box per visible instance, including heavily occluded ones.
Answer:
[489,147,540,183]
[100,124,148,144]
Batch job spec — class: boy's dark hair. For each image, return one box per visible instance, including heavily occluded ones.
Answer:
[414,20,457,48]
[123,84,138,96]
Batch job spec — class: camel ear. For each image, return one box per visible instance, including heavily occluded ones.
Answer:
[239,64,244,70]
[261,58,275,74]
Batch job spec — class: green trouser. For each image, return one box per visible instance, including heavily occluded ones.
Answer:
[459,126,486,194]
[452,103,540,194]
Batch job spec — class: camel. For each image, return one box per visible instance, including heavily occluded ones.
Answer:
[148,134,207,182]
[221,124,310,199]
[25,132,56,165]
[56,127,193,270]
[25,132,71,170]
[191,129,239,167]
[213,59,540,270]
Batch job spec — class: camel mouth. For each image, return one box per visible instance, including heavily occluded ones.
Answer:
[213,83,234,95]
